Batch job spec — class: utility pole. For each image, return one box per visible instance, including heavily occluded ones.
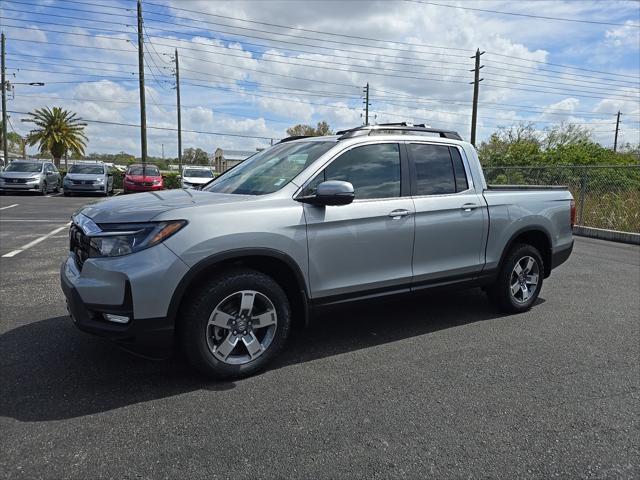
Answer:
[137,0,147,169]
[174,48,182,173]
[469,48,485,147]
[613,110,621,152]
[363,82,370,125]
[1,33,8,165]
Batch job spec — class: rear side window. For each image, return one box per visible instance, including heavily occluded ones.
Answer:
[409,144,469,195]
[450,147,469,192]
[306,143,401,199]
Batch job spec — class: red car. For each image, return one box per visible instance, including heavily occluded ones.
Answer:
[123,164,164,193]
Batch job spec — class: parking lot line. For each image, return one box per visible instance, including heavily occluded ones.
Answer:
[0,219,71,222]
[0,204,19,211]
[1,222,71,258]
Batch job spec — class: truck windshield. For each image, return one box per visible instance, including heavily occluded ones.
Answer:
[204,141,335,195]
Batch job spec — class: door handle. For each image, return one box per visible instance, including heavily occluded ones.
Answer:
[388,209,412,219]
[461,203,479,212]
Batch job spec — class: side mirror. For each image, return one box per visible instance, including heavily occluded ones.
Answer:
[297,180,355,206]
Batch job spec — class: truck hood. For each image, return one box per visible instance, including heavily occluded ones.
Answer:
[80,188,252,224]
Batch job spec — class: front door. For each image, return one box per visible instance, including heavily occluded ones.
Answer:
[302,142,415,301]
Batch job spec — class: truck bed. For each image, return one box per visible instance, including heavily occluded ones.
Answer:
[486,184,569,191]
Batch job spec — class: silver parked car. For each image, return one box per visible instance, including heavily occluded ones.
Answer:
[61,124,574,379]
[0,160,61,195]
[63,162,114,196]
[181,166,214,189]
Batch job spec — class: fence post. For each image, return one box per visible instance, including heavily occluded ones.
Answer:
[578,175,586,226]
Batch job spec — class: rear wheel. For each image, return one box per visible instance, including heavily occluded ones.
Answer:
[181,268,291,379]
[487,243,543,313]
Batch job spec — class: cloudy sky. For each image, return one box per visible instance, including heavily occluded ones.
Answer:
[2,0,639,157]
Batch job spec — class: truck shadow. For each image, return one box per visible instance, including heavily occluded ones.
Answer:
[0,289,543,422]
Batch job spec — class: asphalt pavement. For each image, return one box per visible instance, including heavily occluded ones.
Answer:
[0,192,638,479]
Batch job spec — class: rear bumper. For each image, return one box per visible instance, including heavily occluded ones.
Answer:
[551,239,574,270]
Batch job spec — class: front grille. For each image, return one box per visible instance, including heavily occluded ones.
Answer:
[135,181,154,187]
[69,224,92,270]
[6,178,27,184]
[72,180,96,185]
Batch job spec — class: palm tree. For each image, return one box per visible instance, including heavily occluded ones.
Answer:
[25,107,88,167]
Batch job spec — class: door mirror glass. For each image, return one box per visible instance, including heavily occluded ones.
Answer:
[298,180,355,206]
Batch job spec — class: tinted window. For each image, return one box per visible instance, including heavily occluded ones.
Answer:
[306,143,401,199]
[450,147,469,192]
[409,144,456,195]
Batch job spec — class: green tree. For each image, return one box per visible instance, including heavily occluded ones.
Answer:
[0,122,26,157]
[25,107,87,167]
[286,121,333,137]
[183,147,209,165]
[477,123,542,167]
[542,123,591,150]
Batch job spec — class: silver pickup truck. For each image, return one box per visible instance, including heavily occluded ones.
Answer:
[61,124,575,379]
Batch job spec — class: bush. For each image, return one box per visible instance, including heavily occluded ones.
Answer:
[162,172,181,189]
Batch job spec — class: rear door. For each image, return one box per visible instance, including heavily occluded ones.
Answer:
[301,142,415,301]
[408,142,487,288]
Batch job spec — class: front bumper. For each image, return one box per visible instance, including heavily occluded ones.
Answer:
[64,183,106,192]
[123,182,164,192]
[0,182,40,191]
[60,243,190,355]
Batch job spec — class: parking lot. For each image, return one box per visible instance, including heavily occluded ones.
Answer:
[0,193,638,479]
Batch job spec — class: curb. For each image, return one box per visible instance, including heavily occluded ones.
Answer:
[573,226,640,245]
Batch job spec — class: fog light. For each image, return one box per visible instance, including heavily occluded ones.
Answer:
[103,313,130,324]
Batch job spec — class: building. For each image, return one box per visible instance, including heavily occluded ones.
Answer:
[213,148,256,174]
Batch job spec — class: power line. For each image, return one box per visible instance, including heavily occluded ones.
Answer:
[7,109,278,141]
[5,5,637,86]
[405,0,640,28]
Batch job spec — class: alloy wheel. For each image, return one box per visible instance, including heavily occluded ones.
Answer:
[510,256,539,303]
[206,290,277,365]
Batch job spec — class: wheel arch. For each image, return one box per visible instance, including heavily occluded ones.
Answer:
[168,248,310,332]
[499,226,553,278]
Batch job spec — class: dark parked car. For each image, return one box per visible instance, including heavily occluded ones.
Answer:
[123,164,164,193]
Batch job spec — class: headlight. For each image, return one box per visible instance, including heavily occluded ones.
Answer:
[95,177,104,184]
[88,220,187,257]
[64,177,72,183]
[153,179,162,185]
[28,176,40,183]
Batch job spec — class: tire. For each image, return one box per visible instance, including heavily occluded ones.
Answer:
[63,190,71,197]
[53,180,60,193]
[487,243,544,313]
[181,268,292,380]
[40,182,48,195]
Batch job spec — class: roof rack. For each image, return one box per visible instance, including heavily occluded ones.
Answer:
[277,135,314,144]
[336,123,463,141]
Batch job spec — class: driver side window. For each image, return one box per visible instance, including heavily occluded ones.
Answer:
[302,143,401,199]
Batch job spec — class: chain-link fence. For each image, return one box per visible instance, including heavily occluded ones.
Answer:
[483,165,640,233]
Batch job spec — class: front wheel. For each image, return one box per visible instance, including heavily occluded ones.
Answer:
[181,268,291,379]
[40,182,48,195]
[487,243,543,313]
